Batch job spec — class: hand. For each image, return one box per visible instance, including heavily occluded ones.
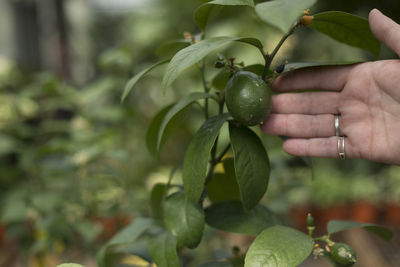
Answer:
[261,9,400,165]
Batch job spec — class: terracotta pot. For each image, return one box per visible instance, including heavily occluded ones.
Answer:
[348,201,379,223]
[290,205,313,231]
[383,202,400,226]
[318,204,349,229]
[0,224,5,243]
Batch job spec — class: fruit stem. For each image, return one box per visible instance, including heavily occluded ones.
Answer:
[262,23,299,81]
[313,235,334,246]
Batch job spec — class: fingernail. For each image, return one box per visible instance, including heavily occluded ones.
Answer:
[371,8,382,15]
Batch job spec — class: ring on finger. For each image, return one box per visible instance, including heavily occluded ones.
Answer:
[337,136,345,160]
[334,114,341,137]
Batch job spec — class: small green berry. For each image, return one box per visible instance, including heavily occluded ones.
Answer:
[306,213,315,227]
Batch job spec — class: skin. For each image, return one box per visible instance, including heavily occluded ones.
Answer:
[261,9,400,165]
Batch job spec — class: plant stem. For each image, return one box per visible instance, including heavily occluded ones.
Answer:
[201,58,210,119]
[308,226,315,237]
[262,23,299,81]
[214,144,231,164]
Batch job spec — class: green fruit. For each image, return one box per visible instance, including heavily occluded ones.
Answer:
[225,71,271,126]
[306,213,315,227]
[330,243,357,266]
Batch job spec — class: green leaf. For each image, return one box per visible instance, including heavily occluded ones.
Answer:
[229,124,270,210]
[244,225,314,267]
[56,264,85,267]
[163,191,205,248]
[194,0,255,30]
[183,113,231,203]
[121,59,170,103]
[212,69,230,91]
[283,61,361,73]
[255,0,317,33]
[327,220,393,242]
[157,40,191,57]
[146,104,173,157]
[162,37,263,92]
[156,92,212,153]
[309,11,380,58]
[150,183,168,221]
[97,217,153,267]
[147,104,187,157]
[148,231,180,267]
[206,172,241,204]
[242,64,265,76]
[206,158,240,203]
[205,201,280,235]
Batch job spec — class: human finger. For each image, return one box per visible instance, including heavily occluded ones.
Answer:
[261,114,336,138]
[270,92,340,114]
[272,65,352,92]
[282,136,358,158]
[369,9,400,57]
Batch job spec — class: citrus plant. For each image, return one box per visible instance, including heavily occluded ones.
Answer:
[90,0,394,266]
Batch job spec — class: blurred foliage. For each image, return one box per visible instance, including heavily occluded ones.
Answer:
[1,0,400,265]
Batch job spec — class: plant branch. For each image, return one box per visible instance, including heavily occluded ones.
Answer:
[262,23,299,81]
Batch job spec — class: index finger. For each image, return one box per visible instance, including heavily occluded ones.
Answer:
[272,65,354,92]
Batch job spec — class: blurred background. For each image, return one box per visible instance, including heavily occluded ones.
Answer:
[1,0,400,266]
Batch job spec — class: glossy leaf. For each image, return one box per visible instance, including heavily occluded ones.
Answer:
[146,104,174,157]
[243,64,265,76]
[244,225,314,267]
[148,232,180,267]
[206,158,240,203]
[121,59,170,103]
[310,11,380,58]
[157,92,212,153]
[283,61,361,73]
[183,113,230,203]
[194,0,255,30]
[327,220,393,242]
[162,37,263,92]
[229,124,270,210]
[163,192,205,248]
[255,0,316,33]
[206,173,240,204]
[150,183,168,221]
[212,69,230,91]
[157,40,191,57]
[97,217,153,267]
[205,201,280,235]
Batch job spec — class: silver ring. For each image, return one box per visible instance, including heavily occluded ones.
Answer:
[334,115,340,136]
[337,136,345,160]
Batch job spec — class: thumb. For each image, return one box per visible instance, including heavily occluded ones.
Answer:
[369,9,400,56]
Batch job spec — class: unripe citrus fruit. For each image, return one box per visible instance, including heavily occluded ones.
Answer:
[329,243,357,266]
[306,213,315,227]
[225,71,271,126]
